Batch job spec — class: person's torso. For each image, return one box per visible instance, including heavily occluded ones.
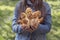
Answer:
[15,0,49,40]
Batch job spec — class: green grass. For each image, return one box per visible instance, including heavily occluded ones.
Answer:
[0,1,60,40]
[47,1,60,40]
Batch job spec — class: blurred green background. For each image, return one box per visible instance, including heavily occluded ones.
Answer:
[0,0,60,40]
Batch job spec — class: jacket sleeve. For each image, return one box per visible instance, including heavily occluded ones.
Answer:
[12,1,24,33]
[36,3,51,34]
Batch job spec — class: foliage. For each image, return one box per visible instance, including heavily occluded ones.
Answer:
[0,0,60,40]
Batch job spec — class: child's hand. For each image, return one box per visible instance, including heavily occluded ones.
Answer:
[21,24,29,30]
[25,27,33,33]
[30,19,39,31]
[21,24,33,33]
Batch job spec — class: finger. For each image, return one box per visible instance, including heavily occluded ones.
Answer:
[34,26,38,29]
[26,28,33,33]
[30,22,37,30]
[30,26,35,30]
[39,17,44,23]
[22,26,26,30]
[31,24,38,30]
[33,23,38,28]
[21,24,27,29]
[24,26,28,30]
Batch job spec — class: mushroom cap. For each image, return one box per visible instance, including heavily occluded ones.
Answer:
[32,10,41,18]
[25,7,32,14]
[20,12,26,19]
[25,7,33,19]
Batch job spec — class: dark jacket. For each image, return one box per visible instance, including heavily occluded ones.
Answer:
[12,0,51,40]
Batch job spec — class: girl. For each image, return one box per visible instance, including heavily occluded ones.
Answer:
[12,0,51,40]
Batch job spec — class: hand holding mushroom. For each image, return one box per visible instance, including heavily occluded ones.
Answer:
[17,7,44,32]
